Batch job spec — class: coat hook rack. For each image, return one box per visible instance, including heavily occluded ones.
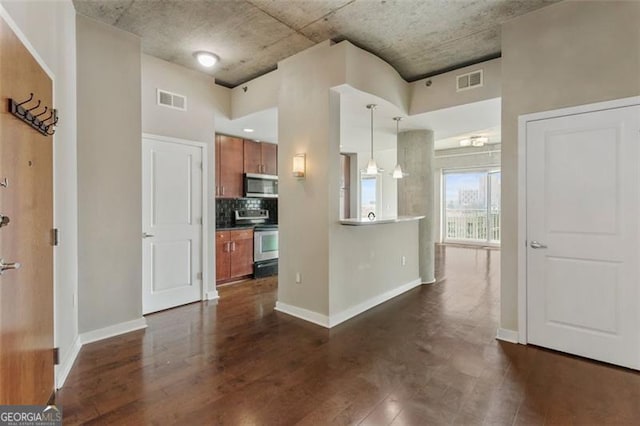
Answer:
[8,93,59,137]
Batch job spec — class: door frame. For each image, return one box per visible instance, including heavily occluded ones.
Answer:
[516,96,640,344]
[142,133,209,303]
[1,6,64,392]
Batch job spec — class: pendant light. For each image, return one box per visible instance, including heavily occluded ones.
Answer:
[365,104,379,175]
[392,116,406,179]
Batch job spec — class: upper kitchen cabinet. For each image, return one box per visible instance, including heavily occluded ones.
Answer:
[215,135,244,198]
[244,140,277,175]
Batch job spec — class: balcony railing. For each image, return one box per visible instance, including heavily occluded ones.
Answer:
[445,208,500,243]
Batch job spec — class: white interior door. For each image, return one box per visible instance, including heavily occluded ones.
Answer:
[526,104,640,369]
[142,138,203,314]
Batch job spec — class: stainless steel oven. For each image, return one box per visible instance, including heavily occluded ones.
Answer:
[254,224,278,278]
[244,173,278,198]
[254,226,278,262]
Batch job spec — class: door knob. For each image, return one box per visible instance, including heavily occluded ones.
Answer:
[0,215,9,228]
[142,232,155,238]
[530,241,548,249]
[0,258,21,275]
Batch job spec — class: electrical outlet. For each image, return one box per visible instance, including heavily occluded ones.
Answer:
[295,272,302,284]
[401,256,407,266]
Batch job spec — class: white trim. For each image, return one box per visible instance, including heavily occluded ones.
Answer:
[206,290,219,301]
[516,96,640,345]
[0,6,55,79]
[55,336,81,389]
[329,278,422,327]
[422,277,437,285]
[141,133,210,304]
[274,302,330,328]
[79,317,147,346]
[496,328,519,344]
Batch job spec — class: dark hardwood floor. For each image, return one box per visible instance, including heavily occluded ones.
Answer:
[58,246,640,425]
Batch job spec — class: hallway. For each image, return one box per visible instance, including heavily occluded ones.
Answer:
[57,246,640,424]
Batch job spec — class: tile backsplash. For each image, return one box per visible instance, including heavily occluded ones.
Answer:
[216,198,278,228]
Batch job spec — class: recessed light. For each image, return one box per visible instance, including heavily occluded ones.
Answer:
[243,128,254,133]
[194,51,219,68]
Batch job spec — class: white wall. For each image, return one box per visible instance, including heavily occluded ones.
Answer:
[410,58,501,115]
[500,0,640,332]
[141,54,231,297]
[76,15,143,333]
[0,0,79,387]
[231,69,279,119]
[434,145,501,242]
[278,40,421,325]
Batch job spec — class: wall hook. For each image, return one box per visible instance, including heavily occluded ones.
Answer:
[26,99,41,113]
[16,93,34,107]
[32,106,48,122]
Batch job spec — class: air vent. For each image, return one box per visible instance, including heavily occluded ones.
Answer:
[456,69,483,92]
[157,89,187,111]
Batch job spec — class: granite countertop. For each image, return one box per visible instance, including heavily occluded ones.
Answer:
[339,215,425,226]
[216,223,278,231]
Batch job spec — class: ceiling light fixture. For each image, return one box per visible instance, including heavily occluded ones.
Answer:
[243,128,255,133]
[365,104,380,175]
[391,117,406,179]
[194,51,219,68]
[459,136,489,147]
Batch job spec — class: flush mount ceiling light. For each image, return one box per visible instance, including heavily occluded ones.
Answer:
[391,117,407,179]
[243,128,254,133]
[194,51,219,68]
[364,104,381,175]
[459,136,489,147]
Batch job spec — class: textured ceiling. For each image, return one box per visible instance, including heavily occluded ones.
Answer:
[73,0,557,87]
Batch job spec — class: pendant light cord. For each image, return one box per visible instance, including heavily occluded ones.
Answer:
[370,106,374,160]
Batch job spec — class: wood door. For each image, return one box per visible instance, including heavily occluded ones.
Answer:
[142,138,203,314]
[526,104,640,369]
[0,17,54,403]
[229,229,253,278]
[218,135,244,198]
[215,231,230,281]
[261,142,277,175]
[243,139,261,174]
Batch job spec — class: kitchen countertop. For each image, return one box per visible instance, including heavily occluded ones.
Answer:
[216,223,278,231]
[339,215,425,226]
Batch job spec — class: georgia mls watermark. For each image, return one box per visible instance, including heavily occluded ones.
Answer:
[0,405,62,426]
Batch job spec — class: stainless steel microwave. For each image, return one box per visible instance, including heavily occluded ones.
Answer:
[244,173,278,198]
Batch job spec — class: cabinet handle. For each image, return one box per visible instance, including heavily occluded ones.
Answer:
[221,186,225,195]
[224,241,230,252]
[231,241,236,252]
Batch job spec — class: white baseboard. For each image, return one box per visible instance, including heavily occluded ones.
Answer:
[423,277,436,285]
[80,317,147,345]
[329,278,423,327]
[274,302,330,328]
[205,290,219,301]
[496,328,519,344]
[55,336,82,389]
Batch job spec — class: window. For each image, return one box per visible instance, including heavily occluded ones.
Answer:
[443,169,501,244]
[360,174,379,218]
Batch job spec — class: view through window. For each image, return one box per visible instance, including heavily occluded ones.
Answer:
[444,169,501,244]
[360,175,378,218]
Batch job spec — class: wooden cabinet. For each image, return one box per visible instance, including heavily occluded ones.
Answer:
[216,228,254,283]
[243,140,277,175]
[215,135,244,198]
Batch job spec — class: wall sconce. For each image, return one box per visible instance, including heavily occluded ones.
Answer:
[292,153,306,178]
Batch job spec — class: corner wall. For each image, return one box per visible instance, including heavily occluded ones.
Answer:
[500,1,640,332]
[76,15,143,333]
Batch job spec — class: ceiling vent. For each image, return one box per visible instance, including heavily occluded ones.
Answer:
[456,69,483,92]
[157,89,187,111]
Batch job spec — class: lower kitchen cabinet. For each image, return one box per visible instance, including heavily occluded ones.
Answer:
[216,228,254,283]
